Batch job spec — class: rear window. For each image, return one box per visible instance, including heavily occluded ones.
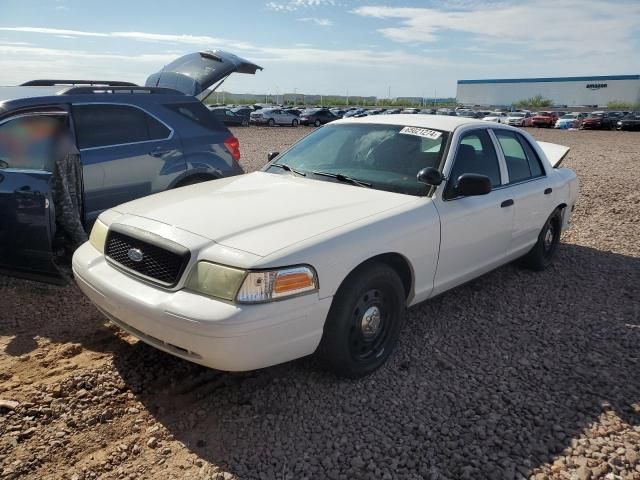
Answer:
[165,102,224,131]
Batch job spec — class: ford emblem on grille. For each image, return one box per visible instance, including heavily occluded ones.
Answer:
[127,248,144,263]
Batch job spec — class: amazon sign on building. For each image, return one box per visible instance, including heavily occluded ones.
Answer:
[456,75,640,107]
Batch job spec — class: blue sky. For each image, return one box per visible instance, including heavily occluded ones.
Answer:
[0,0,639,98]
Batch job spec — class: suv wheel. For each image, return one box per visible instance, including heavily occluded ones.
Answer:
[241,118,249,127]
[314,119,321,127]
[268,118,275,127]
[317,263,405,378]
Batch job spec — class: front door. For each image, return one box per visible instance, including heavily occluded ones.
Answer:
[431,128,514,295]
[0,110,66,279]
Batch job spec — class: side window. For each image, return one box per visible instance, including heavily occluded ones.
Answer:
[494,130,544,183]
[447,129,502,195]
[73,104,168,149]
[0,114,66,171]
[518,134,544,177]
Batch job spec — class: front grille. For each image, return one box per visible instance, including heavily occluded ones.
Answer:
[105,226,190,287]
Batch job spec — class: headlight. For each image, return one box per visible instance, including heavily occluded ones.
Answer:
[236,266,317,303]
[89,219,108,254]
[185,262,246,301]
[185,263,318,303]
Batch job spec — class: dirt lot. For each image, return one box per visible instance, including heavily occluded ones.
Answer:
[1,126,639,480]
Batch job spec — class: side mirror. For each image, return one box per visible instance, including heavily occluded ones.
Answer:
[267,151,279,162]
[416,167,444,186]
[455,174,492,196]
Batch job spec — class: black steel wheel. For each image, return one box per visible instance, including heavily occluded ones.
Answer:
[317,263,405,378]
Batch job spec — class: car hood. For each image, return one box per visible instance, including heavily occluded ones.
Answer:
[145,50,262,99]
[111,172,416,257]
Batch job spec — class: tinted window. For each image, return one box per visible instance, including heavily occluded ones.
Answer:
[495,130,544,182]
[266,123,448,196]
[448,130,502,192]
[166,102,223,131]
[0,114,66,171]
[73,104,169,149]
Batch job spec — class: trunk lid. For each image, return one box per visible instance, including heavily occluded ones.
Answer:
[145,50,262,99]
[538,141,570,168]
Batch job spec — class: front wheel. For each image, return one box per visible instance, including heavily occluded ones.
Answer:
[241,118,249,127]
[314,119,321,127]
[268,118,275,127]
[292,119,299,127]
[317,263,405,378]
[520,209,562,270]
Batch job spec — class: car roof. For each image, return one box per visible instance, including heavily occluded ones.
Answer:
[335,114,484,132]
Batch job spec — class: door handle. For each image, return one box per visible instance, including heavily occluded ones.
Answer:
[501,199,514,208]
[150,148,170,158]
[544,187,553,195]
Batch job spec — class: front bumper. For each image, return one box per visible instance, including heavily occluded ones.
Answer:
[72,242,332,371]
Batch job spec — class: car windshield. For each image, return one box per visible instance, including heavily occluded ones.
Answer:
[560,115,576,119]
[264,123,449,196]
[588,113,603,118]
[510,113,525,117]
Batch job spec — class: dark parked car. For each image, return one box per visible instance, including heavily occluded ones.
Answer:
[0,49,262,281]
[616,112,640,131]
[580,111,621,130]
[299,108,338,126]
[209,107,250,126]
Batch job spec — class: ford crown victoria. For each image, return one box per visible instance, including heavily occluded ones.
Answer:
[73,115,578,378]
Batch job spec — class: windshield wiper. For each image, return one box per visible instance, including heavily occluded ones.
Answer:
[270,163,306,177]
[311,171,372,188]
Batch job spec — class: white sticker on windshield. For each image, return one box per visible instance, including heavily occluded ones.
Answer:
[399,126,442,139]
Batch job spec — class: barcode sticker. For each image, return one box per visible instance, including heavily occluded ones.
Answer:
[399,126,442,139]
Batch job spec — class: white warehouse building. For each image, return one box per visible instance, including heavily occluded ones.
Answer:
[456,75,640,107]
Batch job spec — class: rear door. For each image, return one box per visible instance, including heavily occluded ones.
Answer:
[0,110,66,279]
[72,103,184,225]
[491,129,555,256]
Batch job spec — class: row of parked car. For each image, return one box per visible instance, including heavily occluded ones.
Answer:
[480,110,640,131]
[208,104,640,131]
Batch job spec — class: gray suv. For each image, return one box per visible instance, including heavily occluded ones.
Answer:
[0,50,262,281]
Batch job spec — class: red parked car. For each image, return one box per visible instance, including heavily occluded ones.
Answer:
[531,111,559,128]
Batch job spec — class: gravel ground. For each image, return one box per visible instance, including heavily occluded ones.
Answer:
[0,126,639,480]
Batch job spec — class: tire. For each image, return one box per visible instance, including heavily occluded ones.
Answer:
[292,119,299,127]
[314,119,321,127]
[520,209,562,271]
[268,118,275,127]
[317,263,405,378]
[241,118,249,127]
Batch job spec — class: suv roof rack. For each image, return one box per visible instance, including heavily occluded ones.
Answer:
[21,79,138,87]
[60,86,185,96]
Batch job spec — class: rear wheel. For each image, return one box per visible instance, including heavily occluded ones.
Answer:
[314,119,321,127]
[317,263,405,378]
[241,118,249,127]
[268,118,275,127]
[292,119,299,127]
[521,209,562,270]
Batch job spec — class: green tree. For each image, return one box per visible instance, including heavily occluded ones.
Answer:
[514,95,553,108]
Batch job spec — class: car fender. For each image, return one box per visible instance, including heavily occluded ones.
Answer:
[170,151,243,187]
[252,198,441,306]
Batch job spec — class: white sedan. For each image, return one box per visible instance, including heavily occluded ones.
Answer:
[482,111,509,123]
[73,115,578,378]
